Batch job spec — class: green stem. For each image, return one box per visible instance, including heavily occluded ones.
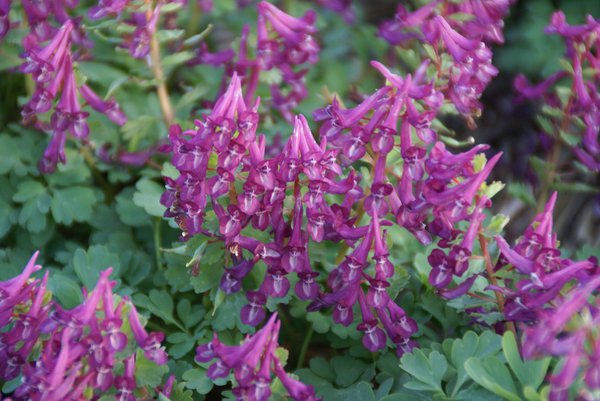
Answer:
[296,326,314,369]
[153,217,163,270]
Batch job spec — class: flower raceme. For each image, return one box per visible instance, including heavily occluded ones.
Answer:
[379,0,513,121]
[188,1,320,122]
[0,0,88,44]
[522,275,600,401]
[0,252,170,401]
[493,192,598,323]
[480,191,600,399]
[514,12,600,172]
[196,313,319,401]
[19,19,127,173]
[162,55,502,356]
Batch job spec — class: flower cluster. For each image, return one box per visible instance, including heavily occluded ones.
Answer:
[88,0,163,59]
[493,193,593,321]
[522,276,600,401]
[314,60,501,300]
[189,1,319,122]
[379,0,512,121]
[0,0,89,45]
[477,190,600,399]
[88,0,131,21]
[196,313,319,401]
[0,252,170,401]
[514,12,600,172]
[163,51,502,356]
[19,20,127,172]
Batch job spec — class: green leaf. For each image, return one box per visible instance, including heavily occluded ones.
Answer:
[168,383,194,401]
[46,151,92,186]
[309,357,335,381]
[51,186,97,224]
[73,245,121,290]
[380,391,431,401]
[550,181,600,194]
[0,197,13,239]
[400,349,447,393]
[162,51,195,70]
[17,199,48,233]
[133,290,181,328]
[177,299,205,329]
[13,180,46,203]
[211,292,250,332]
[502,331,550,390]
[448,331,502,396]
[133,178,166,217]
[375,377,394,400]
[484,214,510,238]
[182,368,213,394]
[306,311,331,334]
[48,273,84,309]
[12,180,49,232]
[508,182,536,207]
[122,116,161,144]
[79,61,128,83]
[342,381,377,401]
[167,332,196,359]
[464,357,521,401]
[523,386,545,401]
[331,356,370,388]
[190,264,222,294]
[116,188,150,226]
[156,29,185,42]
[135,350,169,387]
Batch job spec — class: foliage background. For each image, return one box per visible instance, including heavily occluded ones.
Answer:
[0,0,599,400]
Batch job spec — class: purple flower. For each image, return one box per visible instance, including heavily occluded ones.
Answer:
[357,291,387,352]
[0,0,10,40]
[80,84,127,126]
[197,313,321,401]
[274,358,320,401]
[88,0,129,20]
[128,303,168,365]
[241,290,267,326]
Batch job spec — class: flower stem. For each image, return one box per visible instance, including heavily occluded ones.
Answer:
[81,145,114,201]
[147,1,174,128]
[478,234,517,337]
[296,325,314,369]
[153,217,163,270]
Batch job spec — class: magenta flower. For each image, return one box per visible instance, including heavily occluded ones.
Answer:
[197,313,320,401]
[1,252,170,400]
[129,303,168,365]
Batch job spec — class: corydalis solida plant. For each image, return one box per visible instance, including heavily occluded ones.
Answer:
[489,192,600,400]
[161,1,504,357]
[379,0,513,123]
[514,11,600,173]
[195,313,320,401]
[188,0,320,122]
[0,252,171,401]
[19,19,127,173]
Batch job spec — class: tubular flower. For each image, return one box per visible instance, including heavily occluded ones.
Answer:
[188,2,320,121]
[514,12,600,173]
[494,192,597,323]
[0,252,170,401]
[19,20,127,173]
[196,313,320,401]
[521,275,600,399]
[164,56,502,356]
[2,0,88,44]
[378,0,513,120]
